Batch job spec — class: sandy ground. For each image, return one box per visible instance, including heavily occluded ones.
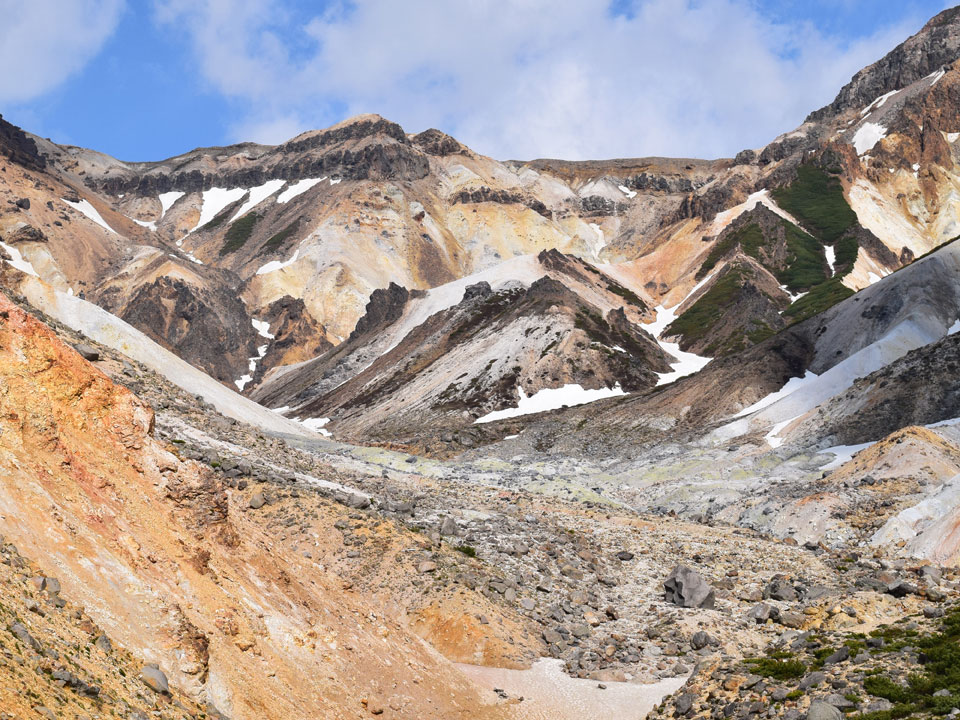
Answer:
[458,659,687,720]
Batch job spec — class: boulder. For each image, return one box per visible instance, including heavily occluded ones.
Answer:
[664,565,716,609]
[807,701,842,720]
[141,664,169,694]
[439,516,459,537]
[72,343,100,362]
[249,493,266,509]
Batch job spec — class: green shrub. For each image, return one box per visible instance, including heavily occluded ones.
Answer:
[665,268,745,343]
[220,212,261,255]
[455,545,477,558]
[772,165,858,247]
[783,277,854,322]
[744,657,807,680]
[262,219,300,253]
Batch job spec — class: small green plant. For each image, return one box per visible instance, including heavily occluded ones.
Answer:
[744,657,807,680]
[455,545,477,558]
[220,212,261,255]
[262,219,301,253]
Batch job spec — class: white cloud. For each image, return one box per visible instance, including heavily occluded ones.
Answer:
[0,0,124,104]
[154,0,922,160]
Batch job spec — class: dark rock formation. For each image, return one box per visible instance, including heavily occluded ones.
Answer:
[808,7,960,121]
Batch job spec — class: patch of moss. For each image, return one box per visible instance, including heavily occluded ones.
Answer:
[853,609,960,718]
[778,221,829,291]
[665,268,745,343]
[783,277,854,323]
[606,282,646,308]
[772,164,858,247]
[262,220,301,254]
[219,212,261,255]
[744,657,807,680]
[454,545,476,558]
[699,223,764,277]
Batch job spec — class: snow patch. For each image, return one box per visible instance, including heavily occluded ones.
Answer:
[860,90,897,117]
[639,273,715,385]
[618,184,637,199]
[0,240,39,276]
[735,371,819,418]
[231,179,285,220]
[474,384,626,424]
[587,223,607,258]
[159,191,185,218]
[929,68,946,86]
[299,417,332,436]
[132,218,157,231]
[62,198,116,234]
[819,442,876,470]
[825,245,836,276]
[277,177,326,204]
[852,123,887,155]
[252,318,275,339]
[191,187,246,231]
[949,319,960,336]
[765,416,800,449]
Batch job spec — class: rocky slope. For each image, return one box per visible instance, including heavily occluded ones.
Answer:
[4,7,960,720]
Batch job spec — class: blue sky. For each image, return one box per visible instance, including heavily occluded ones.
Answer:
[0,0,952,161]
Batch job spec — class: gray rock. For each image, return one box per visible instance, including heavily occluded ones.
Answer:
[439,516,459,537]
[345,493,370,509]
[806,701,843,720]
[72,343,100,361]
[748,602,777,623]
[823,646,849,665]
[249,493,266,509]
[800,671,827,690]
[95,634,112,652]
[764,577,798,601]
[690,630,714,650]
[10,621,40,650]
[664,565,715,609]
[141,664,169,694]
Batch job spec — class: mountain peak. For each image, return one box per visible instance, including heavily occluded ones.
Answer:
[807,7,960,122]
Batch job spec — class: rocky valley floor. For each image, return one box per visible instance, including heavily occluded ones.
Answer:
[2,289,958,720]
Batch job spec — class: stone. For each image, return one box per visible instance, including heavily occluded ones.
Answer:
[94,634,112,652]
[616,550,635,561]
[764,577,798,601]
[72,343,100,361]
[10,621,40,650]
[345,493,370,509]
[690,630,714,650]
[807,701,843,720]
[417,561,437,573]
[823,646,849,665]
[249,493,266,509]
[439,516,459,537]
[15,197,30,209]
[141,664,169,694]
[543,628,562,644]
[664,565,715,609]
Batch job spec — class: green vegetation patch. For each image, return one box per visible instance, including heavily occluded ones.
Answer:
[853,608,960,718]
[772,165,858,247]
[783,277,854,323]
[262,219,301,254]
[699,223,764,277]
[219,212,261,255]
[665,268,745,344]
[778,221,829,291]
[744,656,808,680]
